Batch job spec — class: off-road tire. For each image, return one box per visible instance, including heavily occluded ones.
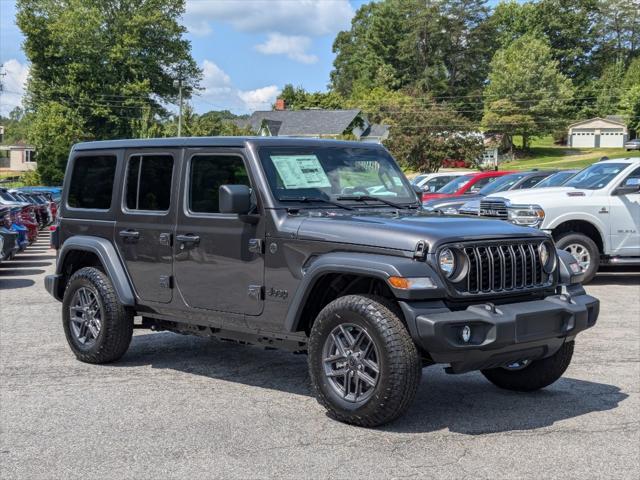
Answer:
[555,232,600,283]
[62,267,133,364]
[481,341,574,392]
[308,294,422,427]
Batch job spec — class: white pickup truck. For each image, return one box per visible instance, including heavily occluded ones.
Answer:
[475,158,640,282]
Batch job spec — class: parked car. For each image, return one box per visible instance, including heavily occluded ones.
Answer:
[533,169,579,189]
[45,137,598,427]
[421,170,514,202]
[0,206,20,262]
[0,188,38,243]
[426,170,555,215]
[479,158,640,282]
[411,172,464,194]
[625,139,640,151]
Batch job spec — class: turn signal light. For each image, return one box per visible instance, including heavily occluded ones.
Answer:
[388,276,437,290]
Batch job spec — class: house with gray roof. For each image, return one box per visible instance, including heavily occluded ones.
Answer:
[237,103,389,143]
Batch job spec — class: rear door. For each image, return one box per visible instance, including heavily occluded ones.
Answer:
[114,150,178,303]
[173,148,264,315]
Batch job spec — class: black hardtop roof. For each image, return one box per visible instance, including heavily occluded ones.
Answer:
[72,136,385,152]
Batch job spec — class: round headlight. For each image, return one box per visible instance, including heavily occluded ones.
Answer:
[538,242,555,273]
[439,248,456,277]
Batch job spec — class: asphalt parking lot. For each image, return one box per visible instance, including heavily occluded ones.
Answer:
[1,234,639,479]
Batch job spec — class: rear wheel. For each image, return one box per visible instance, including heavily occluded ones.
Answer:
[62,267,133,364]
[481,341,574,392]
[308,294,422,427]
[555,232,599,283]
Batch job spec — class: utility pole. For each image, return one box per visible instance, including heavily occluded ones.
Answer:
[174,77,183,137]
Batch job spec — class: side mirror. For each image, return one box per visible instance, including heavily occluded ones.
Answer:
[412,184,423,195]
[613,178,640,195]
[219,185,252,214]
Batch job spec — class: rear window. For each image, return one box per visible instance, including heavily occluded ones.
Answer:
[68,155,117,209]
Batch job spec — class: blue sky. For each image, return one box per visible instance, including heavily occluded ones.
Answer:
[0,0,371,115]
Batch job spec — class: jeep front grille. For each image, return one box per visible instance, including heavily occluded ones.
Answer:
[444,240,554,295]
[479,199,508,218]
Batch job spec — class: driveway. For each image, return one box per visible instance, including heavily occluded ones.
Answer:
[1,236,638,479]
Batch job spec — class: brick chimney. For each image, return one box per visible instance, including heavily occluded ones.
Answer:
[275,98,286,111]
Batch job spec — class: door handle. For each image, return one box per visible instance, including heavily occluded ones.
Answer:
[176,234,200,244]
[119,229,140,239]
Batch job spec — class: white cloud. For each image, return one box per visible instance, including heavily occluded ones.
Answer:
[238,85,280,111]
[255,33,318,64]
[185,0,354,37]
[198,60,279,113]
[0,59,30,116]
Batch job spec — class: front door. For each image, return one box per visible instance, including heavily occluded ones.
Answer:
[114,150,177,303]
[173,149,264,315]
[609,166,640,256]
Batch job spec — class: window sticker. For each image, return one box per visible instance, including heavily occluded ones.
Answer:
[271,155,331,189]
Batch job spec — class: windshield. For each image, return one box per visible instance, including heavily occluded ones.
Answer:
[258,146,416,205]
[437,175,472,194]
[565,163,628,190]
[0,190,17,202]
[535,171,576,188]
[411,174,428,185]
[478,173,527,195]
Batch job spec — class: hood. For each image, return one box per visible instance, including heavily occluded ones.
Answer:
[295,210,545,252]
[424,194,483,210]
[421,193,455,202]
[486,187,593,204]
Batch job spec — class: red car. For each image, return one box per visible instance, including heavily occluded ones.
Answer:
[421,170,515,202]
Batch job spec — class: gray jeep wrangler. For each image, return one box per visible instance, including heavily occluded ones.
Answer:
[45,137,599,427]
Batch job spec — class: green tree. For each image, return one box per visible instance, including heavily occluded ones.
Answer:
[331,0,495,113]
[28,102,87,184]
[17,0,201,179]
[620,58,640,132]
[278,84,345,110]
[385,97,484,173]
[482,35,574,149]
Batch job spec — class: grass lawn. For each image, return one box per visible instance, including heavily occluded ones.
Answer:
[501,136,635,171]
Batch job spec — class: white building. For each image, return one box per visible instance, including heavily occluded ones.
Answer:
[568,117,628,148]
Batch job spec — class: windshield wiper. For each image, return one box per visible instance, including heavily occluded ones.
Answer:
[278,196,354,210]
[337,195,416,210]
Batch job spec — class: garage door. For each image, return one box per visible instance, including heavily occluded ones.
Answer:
[601,130,624,148]
[572,131,595,148]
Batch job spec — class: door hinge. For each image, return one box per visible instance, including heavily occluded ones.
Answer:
[159,275,173,289]
[413,240,428,259]
[248,285,264,301]
[248,238,264,254]
[159,232,172,246]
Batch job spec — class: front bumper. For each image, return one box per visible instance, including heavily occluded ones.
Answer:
[400,291,599,373]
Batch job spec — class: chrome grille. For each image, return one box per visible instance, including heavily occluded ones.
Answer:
[454,241,552,295]
[479,199,508,218]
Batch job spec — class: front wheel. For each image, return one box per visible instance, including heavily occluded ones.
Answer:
[481,341,574,392]
[555,232,600,283]
[308,295,422,427]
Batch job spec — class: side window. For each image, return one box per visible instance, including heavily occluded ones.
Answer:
[468,177,495,193]
[68,155,117,209]
[189,155,250,214]
[518,176,545,189]
[621,167,640,187]
[125,155,174,211]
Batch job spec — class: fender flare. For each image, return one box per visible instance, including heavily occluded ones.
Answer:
[56,236,135,306]
[545,213,608,252]
[283,251,444,333]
